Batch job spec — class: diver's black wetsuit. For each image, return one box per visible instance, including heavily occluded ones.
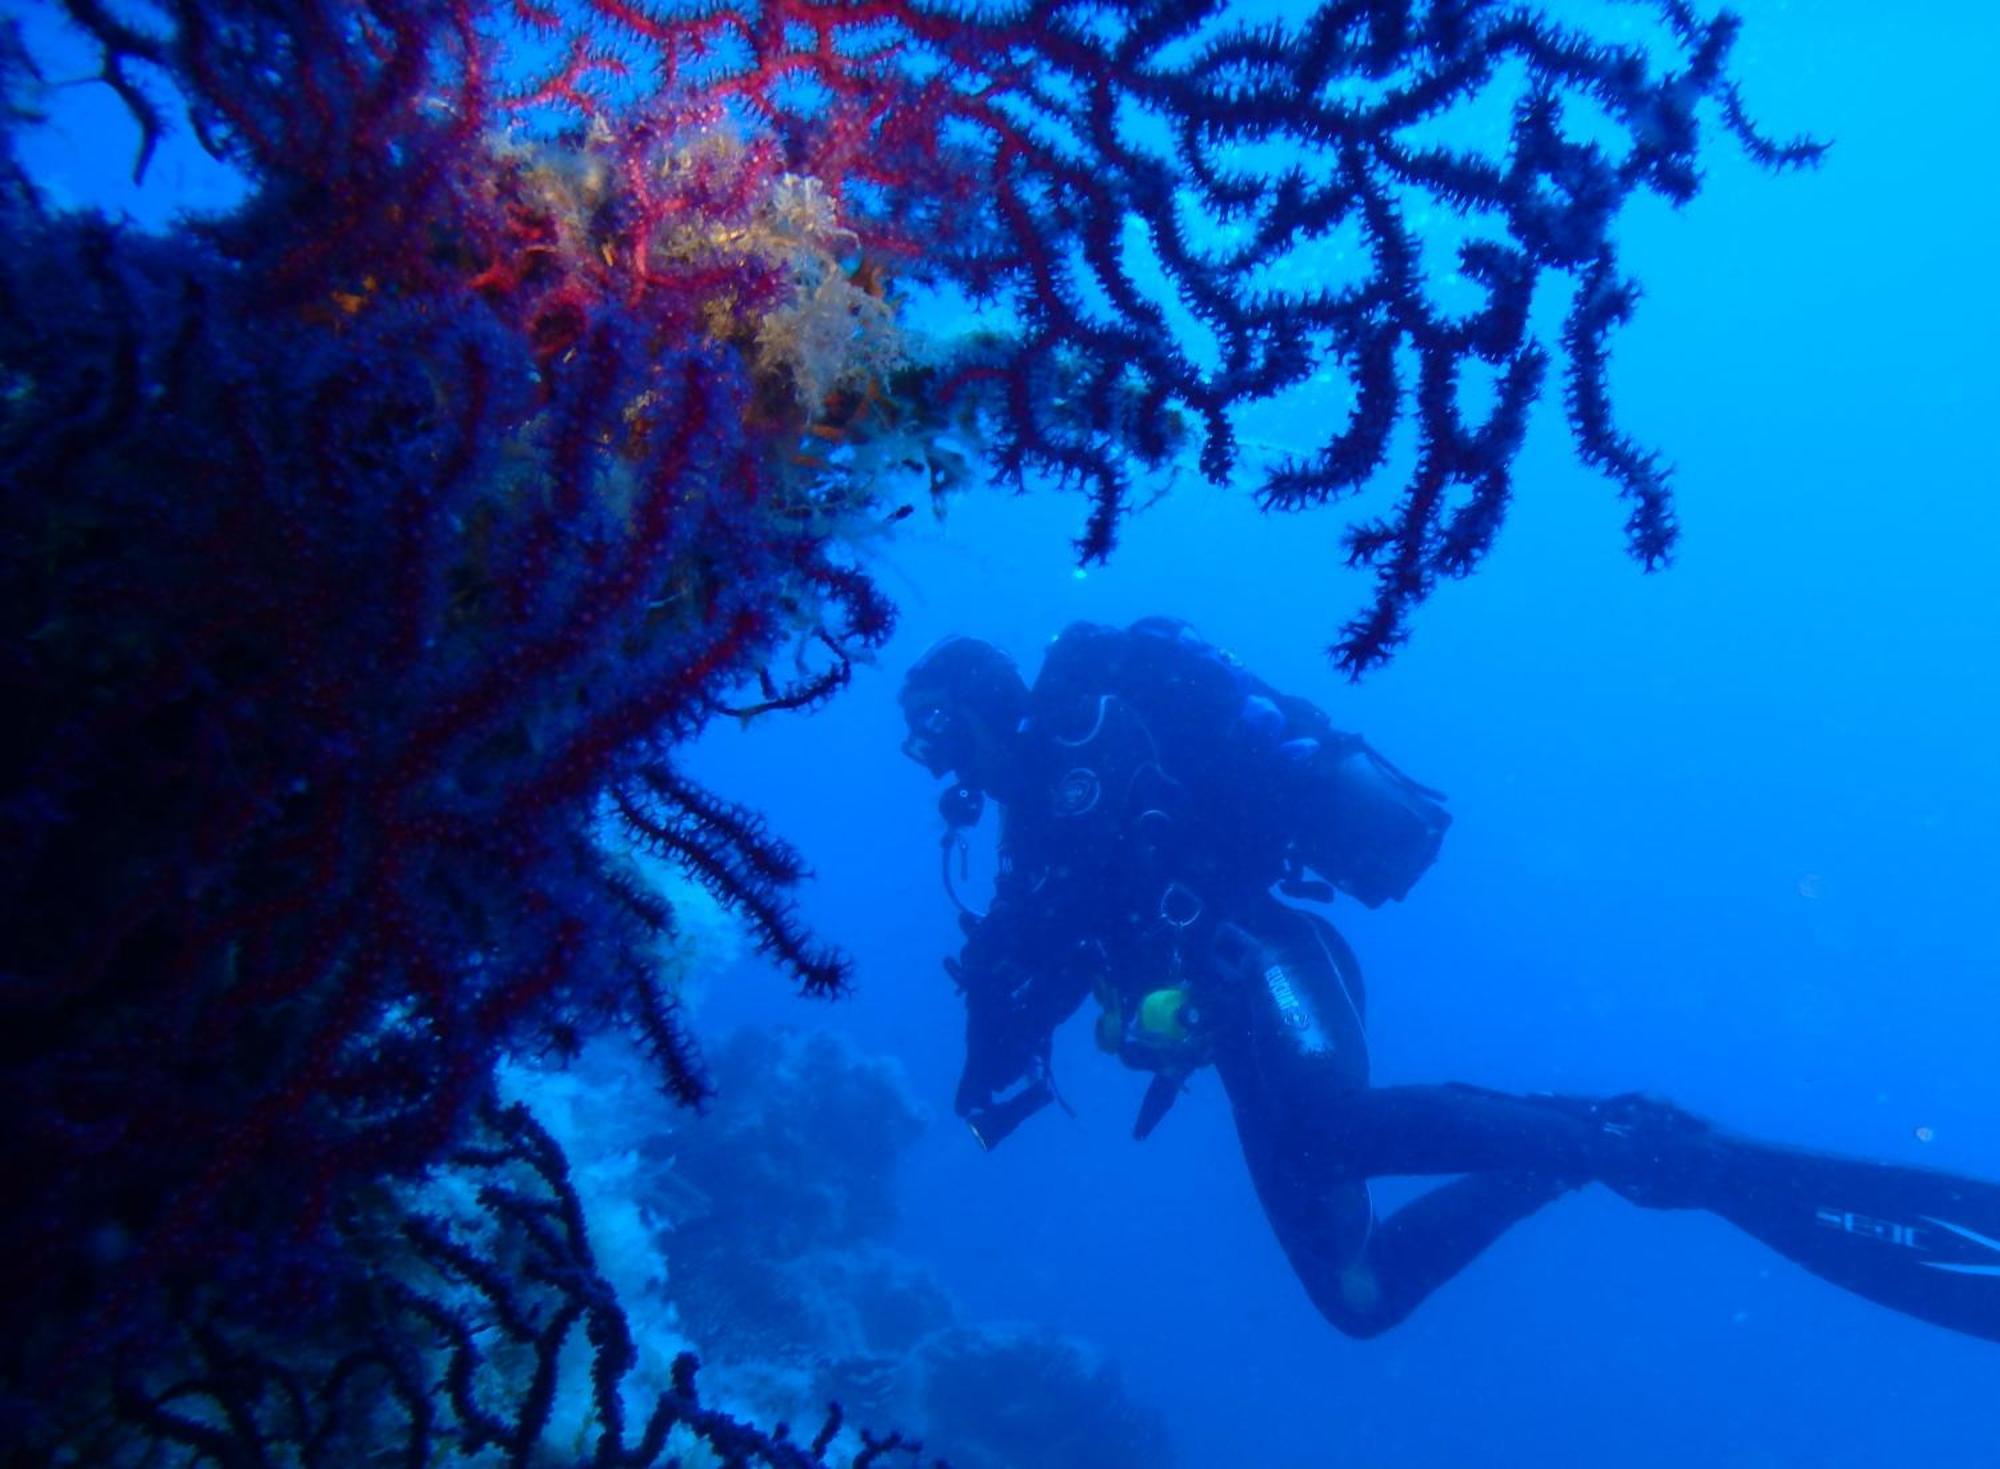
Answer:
[934,619,2000,1343]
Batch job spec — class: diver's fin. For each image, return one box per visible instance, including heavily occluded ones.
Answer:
[1693,1133,2000,1344]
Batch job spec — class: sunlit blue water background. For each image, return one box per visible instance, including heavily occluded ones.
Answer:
[28,2,2000,1463]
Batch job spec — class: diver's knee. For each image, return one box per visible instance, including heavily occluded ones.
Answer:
[1313,1261,1403,1340]
[1320,1302,1401,1340]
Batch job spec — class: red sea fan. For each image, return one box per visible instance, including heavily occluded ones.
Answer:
[3,0,1814,1454]
[2,2,908,1436]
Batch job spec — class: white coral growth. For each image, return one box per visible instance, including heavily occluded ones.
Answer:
[751,174,902,416]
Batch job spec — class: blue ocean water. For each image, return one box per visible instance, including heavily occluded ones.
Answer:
[19,1,1999,1464]
[680,6,2000,1464]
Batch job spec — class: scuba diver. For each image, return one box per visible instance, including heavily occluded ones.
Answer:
[898,617,2000,1343]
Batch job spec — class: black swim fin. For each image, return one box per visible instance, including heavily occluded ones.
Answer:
[1566,1094,2000,1342]
[1691,1133,2000,1344]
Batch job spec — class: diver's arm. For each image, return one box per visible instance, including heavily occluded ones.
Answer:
[955,1020,1056,1151]
[947,904,1089,1149]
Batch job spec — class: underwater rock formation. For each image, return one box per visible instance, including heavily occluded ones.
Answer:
[1,0,1811,1456]
[606,1026,1173,1469]
[53,1096,927,1466]
[2,7,896,1444]
[646,1028,934,1359]
[916,1327,1175,1469]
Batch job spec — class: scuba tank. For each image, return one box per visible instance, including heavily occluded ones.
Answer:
[1297,739,1451,908]
[1234,691,1450,908]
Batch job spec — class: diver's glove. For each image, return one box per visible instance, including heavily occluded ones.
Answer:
[951,948,1061,1150]
[958,1069,1056,1151]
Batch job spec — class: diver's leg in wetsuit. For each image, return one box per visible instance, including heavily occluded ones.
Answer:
[1318,1082,1641,1180]
[1266,1165,1576,1338]
[1344,1172,1577,1335]
[1210,907,2000,1343]
[1325,1084,2000,1344]
[1209,908,1577,1338]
